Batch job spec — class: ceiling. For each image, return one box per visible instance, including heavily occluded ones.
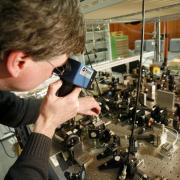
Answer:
[80,0,180,21]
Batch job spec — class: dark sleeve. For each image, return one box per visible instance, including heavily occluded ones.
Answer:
[5,133,52,180]
[0,91,42,127]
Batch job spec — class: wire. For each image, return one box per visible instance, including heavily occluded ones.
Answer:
[85,47,111,103]
[85,47,103,96]
[0,127,17,158]
[0,140,16,158]
[165,126,179,146]
[84,47,114,118]
[8,127,15,133]
[128,0,145,158]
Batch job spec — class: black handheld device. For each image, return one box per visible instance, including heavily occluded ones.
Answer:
[53,58,97,97]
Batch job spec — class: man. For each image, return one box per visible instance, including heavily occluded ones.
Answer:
[0,0,101,179]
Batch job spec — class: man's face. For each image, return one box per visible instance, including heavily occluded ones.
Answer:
[7,54,68,91]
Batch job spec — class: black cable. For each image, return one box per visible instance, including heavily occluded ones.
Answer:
[128,0,145,158]
[0,127,17,158]
[85,47,103,96]
[0,140,16,158]
[85,47,112,115]
[8,127,15,133]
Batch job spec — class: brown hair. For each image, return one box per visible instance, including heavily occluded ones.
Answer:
[0,0,85,61]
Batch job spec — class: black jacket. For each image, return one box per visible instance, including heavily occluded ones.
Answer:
[0,91,51,180]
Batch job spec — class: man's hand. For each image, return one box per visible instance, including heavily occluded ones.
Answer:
[34,80,81,138]
[78,96,101,116]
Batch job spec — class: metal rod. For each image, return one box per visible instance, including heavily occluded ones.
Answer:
[163,21,169,66]
[128,0,145,157]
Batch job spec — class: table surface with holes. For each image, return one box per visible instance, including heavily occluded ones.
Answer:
[50,120,180,180]
[84,122,180,180]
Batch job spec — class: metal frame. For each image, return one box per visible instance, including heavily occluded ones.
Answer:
[92,51,154,71]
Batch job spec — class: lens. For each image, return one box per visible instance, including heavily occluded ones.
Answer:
[53,58,72,76]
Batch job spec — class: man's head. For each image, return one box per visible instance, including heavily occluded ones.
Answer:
[0,0,85,91]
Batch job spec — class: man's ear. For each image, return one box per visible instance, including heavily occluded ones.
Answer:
[5,51,28,77]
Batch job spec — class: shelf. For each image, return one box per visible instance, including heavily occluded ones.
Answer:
[94,30,107,33]
[87,30,106,33]
[81,0,180,21]
[86,40,106,45]
[91,51,154,71]
[84,22,111,65]
[86,31,94,34]
[80,0,125,14]
[85,50,108,56]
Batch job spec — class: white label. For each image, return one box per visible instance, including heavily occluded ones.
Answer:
[66,131,72,135]
[73,129,78,134]
[115,156,120,161]
[94,120,103,127]
[80,66,93,79]
[50,154,59,167]
[91,132,97,138]
[160,110,164,113]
